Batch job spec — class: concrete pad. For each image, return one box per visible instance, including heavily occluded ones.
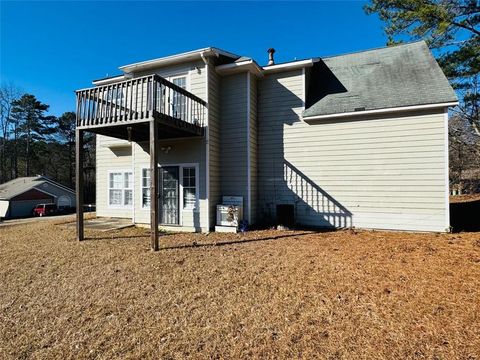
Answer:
[60,217,133,232]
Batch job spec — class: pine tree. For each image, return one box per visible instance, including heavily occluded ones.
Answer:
[10,94,56,176]
[365,0,480,135]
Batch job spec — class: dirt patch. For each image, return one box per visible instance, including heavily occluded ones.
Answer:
[1,223,479,359]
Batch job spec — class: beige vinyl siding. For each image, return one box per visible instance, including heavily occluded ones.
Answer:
[131,138,208,231]
[133,61,206,101]
[258,69,448,232]
[96,135,133,219]
[220,73,248,218]
[208,63,221,228]
[249,74,258,224]
[96,59,209,231]
[135,60,208,231]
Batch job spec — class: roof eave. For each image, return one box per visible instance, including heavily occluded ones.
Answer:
[119,47,240,74]
[215,60,264,77]
[303,102,459,121]
[262,58,318,73]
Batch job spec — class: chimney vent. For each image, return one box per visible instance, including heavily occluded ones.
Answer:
[267,48,275,66]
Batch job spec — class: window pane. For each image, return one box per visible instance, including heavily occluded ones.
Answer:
[124,189,133,206]
[183,167,195,182]
[142,169,151,187]
[182,167,196,209]
[110,173,122,189]
[173,77,186,89]
[172,77,187,119]
[142,168,151,208]
[124,172,133,188]
[183,188,196,209]
[109,189,122,205]
[142,188,151,208]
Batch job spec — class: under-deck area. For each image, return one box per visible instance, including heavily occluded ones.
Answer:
[75,74,207,250]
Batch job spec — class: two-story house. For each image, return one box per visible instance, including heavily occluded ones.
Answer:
[74,41,457,249]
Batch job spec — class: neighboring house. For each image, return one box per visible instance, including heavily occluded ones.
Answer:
[75,41,457,239]
[0,176,76,218]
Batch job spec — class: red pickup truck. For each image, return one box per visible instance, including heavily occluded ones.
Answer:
[32,203,57,217]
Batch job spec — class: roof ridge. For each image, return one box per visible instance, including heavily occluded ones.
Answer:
[321,40,426,60]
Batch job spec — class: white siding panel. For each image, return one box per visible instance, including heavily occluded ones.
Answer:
[96,135,133,219]
[132,138,208,231]
[96,60,210,231]
[134,61,206,101]
[258,70,448,232]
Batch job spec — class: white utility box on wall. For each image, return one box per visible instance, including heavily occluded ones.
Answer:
[215,196,243,233]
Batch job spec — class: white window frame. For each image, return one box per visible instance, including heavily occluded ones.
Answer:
[140,163,200,219]
[107,170,133,209]
[167,73,190,92]
[141,168,151,209]
[167,74,190,120]
[181,166,197,210]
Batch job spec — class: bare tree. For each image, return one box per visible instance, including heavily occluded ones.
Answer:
[449,115,480,193]
[0,83,21,182]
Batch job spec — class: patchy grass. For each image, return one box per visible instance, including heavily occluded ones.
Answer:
[1,221,479,359]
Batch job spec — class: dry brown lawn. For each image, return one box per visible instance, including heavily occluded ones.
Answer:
[450,193,480,203]
[1,220,479,359]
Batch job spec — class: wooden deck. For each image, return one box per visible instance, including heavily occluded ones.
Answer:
[75,74,207,141]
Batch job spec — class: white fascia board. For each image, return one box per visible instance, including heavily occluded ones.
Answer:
[262,58,317,73]
[303,102,459,121]
[119,47,239,74]
[92,75,126,86]
[215,60,263,77]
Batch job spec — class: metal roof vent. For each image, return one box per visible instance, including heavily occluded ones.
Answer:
[267,48,275,66]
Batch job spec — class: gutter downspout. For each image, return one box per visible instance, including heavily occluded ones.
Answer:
[131,138,135,224]
[201,52,211,231]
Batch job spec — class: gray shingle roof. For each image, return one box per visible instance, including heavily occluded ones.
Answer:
[0,176,74,200]
[303,41,457,118]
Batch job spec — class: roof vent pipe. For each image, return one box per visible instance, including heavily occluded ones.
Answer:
[267,48,275,66]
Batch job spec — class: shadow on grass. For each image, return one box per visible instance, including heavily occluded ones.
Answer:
[82,227,337,249]
[159,231,322,251]
[86,234,150,241]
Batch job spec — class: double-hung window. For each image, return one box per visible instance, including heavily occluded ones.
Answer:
[109,171,132,207]
[182,167,196,210]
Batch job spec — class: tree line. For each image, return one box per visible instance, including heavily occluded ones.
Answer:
[0,85,96,202]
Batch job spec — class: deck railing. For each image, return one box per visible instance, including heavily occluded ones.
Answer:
[76,74,207,129]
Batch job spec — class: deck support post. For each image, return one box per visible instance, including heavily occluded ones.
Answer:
[75,129,84,241]
[150,119,159,251]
